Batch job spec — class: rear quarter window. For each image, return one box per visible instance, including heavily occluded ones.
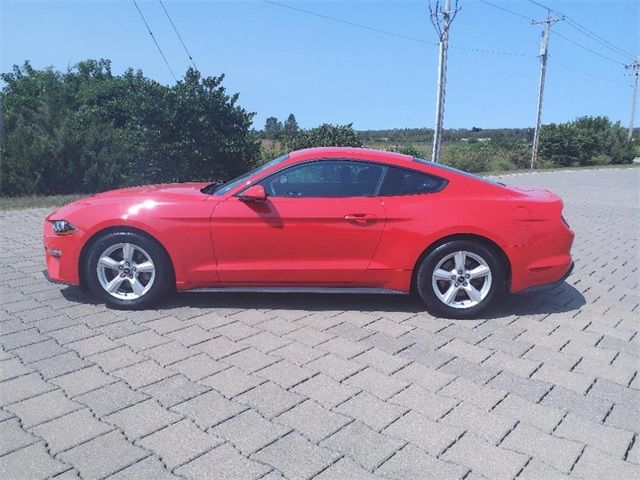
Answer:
[378,166,447,196]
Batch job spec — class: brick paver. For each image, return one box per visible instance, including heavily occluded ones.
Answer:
[0,167,638,479]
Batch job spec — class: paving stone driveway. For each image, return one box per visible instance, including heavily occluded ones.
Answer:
[1,168,638,480]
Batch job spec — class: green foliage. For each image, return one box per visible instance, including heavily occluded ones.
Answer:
[1,60,259,196]
[358,127,533,144]
[283,123,363,150]
[259,142,285,165]
[283,113,299,137]
[2,61,633,197]
[264,116,282,140]
[439,137,530,172]
[362,117,634,173]
[539,116,635,167]
[588,153,612,166]
[257,123,363,164]
[382,145,428,157]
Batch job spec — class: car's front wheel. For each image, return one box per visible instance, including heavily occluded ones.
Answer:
[415,240,504,319]
[86,231,173,309]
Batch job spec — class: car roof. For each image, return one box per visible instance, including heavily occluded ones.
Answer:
[284,147,496,188]
[289,147,415,166]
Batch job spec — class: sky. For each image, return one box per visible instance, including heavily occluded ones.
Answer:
[1,0,638,130]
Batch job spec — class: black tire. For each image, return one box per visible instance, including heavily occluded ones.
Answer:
[85,231,173,310]
[415,239,505,319]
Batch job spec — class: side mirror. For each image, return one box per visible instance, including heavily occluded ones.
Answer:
[239,184,267,202]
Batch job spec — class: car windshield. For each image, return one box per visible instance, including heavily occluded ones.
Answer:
[413,157,506,186]
[203,155,289,195]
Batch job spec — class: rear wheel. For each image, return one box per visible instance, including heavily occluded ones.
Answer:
[415,240,504,319]
[86,231,173,309]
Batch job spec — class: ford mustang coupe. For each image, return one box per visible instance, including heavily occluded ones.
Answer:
[43,147,574,318]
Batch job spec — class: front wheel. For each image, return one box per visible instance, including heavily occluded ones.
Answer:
[415,240,504,319]
[85,231,173,309]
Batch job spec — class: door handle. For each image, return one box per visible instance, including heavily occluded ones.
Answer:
[344,213,377,224]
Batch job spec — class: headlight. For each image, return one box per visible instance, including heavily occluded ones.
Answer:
[50,220,77,235]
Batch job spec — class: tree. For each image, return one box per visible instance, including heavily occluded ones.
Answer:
[283,123,363,151]
[283,113,299,137]
[0,60,259,196]
[264,116,282,140]
[539,116,635,167]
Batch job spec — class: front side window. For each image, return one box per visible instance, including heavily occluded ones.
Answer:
[378,166,447,196]
[207,155,289,195]
[260,160,384,198]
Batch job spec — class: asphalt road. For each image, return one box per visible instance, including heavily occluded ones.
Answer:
[0,167,638,479]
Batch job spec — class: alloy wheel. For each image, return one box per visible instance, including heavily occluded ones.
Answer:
[431,250,492,309]
[96,242,156,300]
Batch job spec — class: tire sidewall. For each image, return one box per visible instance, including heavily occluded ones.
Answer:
[416,240,503,319]
[86,231,171,309]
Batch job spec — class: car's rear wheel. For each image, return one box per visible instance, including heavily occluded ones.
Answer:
[86,231,173,309]
[415,240,504,319]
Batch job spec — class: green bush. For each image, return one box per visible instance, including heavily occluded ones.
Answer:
[539,116,635,167]
[488,157,515,172]
[382,145,429,158]
[588,154,613,166]
[282,123,363,151]
[1,60,259,196]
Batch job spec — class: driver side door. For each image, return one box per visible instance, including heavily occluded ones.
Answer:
[211,160,387,284]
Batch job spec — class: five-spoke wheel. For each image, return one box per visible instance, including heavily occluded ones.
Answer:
[86,231,172,309]
[416,240,504,319]
[431,250,492,309]
[96,243,156,300]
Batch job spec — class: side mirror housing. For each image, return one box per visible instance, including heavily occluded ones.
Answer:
[239,184,267,202]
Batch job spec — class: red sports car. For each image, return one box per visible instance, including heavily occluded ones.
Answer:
[43,147,574,318]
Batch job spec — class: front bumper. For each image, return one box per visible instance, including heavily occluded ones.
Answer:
[43,220,84,285]
[42,269,74,285]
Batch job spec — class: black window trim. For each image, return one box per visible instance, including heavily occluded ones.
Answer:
[236,157,449,199]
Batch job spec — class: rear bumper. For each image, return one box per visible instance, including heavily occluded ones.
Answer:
[507,222,575,293]
[516,261,574,294]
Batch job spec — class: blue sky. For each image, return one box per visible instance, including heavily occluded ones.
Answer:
[1,0,638,130]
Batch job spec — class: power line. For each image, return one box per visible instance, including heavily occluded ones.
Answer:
[131,0,177,81]
[564,18,635,62]
[261,0,532,57]
[264,0,630,90]
[477,0,533,21]
[553,30,625,67]
[549,60,632,87]
[528,0,635,62]
[450,44,535,58]
[158,0,198,70]
[477,1,631,164]
[480,0,630,66]
[261,0,437,46]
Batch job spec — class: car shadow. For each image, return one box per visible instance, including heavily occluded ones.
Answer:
[59,281,586,320]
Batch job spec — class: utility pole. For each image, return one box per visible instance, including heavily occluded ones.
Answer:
[429,0,459,163]
[530,11,564,169]
[625,57,640,142]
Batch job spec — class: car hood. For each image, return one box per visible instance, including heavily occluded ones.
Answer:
[47,182,211,221]
[85,182,211,200]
